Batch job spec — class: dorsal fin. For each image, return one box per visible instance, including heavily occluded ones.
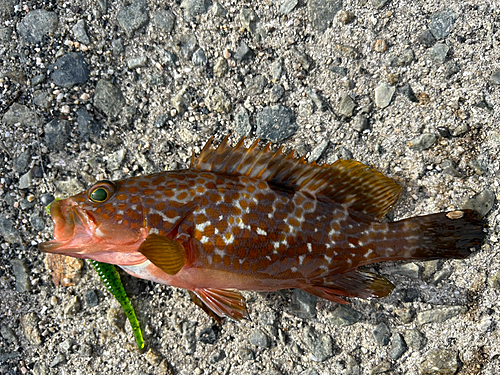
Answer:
[191,136,402,219]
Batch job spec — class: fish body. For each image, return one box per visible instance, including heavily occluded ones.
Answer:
[40,137,486,321]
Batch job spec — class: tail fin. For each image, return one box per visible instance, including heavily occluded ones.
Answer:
[390,209,486,261]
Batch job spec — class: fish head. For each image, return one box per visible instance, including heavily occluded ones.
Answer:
[39,180,148,265]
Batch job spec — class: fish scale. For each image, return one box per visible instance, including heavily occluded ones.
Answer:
[40,136,486,321]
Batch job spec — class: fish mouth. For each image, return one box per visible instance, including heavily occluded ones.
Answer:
[39,199,95,256]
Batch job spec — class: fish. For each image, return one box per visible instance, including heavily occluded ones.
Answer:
[40,136,486,322]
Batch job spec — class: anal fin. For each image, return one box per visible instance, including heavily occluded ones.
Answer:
[190,288,249,322]
[305,270,395,303]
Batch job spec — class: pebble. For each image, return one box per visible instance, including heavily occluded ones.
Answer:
[490,70,500,85]
[107,149,127,170]
[441,159,462,178]
[41,194,55,206]
[302,326,333,362]
[175,33,198,60]
[77,108,101,140]
[306,89,326,111]
[489,270,500,290]
[198,326,218,344]
[386,262,420,278]
[371,360,391,374]
[145,348,163,366]
[450,123,469,137]
[372,0,390,9]
[72,20,90,45]
[239,8,260,38]
[50,52,89,88]
[49,352,66,367]
[234,106,251,136]
[430,43,449,64]
[249,329,270,348]
[2,103,39,127]
[21,312,42,345]
[80,344,93,357]
[408,133,437,151]
[429,9,458,40]
[205,86,231,114]
[352,115,369,132]
[372,322,391,346]
[107,307,126,331]
[127,56,148,69]
[308,140,329,163]
[34,91,52,109]
[269,84,285,103]
[116,0,149,38]
[469,159,486,175]
[112,38,125,55]
[279,0,298,15]
[328,305,363,327]
[192,48,207,66]
[64,296,81,316]
[255,104,297,142]
[399,83,418,103]
[419,349,458,374]
[181,0,210,22]
[210,350,226,363]
[307,0,343,33]
[84,289,99,308]
[289,289,317,318]
[417,29,436,48]
[462,190,495,217]
[94,79,126,118]
[97,0,108,13]
[154,10,176,33]
[373,39,387,53]
[213,57,229,77]
[374,82,395,109]
[338,10,355,25]
[291,47,312,71]
[0,216,23,244]
[10,259,31,293]
[234,41,253,62]
[395,49,414,66]
[0,324,19,346]
[245,75,267,95]
[17,9,58,44]
[389,333,407,360]
[417,306,467,325]
[270,59,283,82]
[18,170,33,189]
[403,329,427,350]
[339,95,356,117]
[394,307,414,323]
[238,347,255,361]
[44,119,71,152]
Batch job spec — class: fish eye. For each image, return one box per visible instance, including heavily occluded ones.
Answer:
[88,181,116,203]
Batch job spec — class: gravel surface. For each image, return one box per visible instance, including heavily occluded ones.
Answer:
[1,0,499,374]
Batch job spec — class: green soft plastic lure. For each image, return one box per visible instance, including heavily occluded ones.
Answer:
[45,199,144,349]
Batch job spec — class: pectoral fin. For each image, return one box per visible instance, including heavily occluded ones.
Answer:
[138,233,187,275]
[190,288,249,322]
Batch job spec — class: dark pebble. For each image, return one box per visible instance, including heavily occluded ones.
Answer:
[30,215,46,232]
[429,9,458,40]
[0,216,23,244]
[372,322,391,346]
[302,326,333,362]
[329,66,348,76]
[328,305,363,326]
[153,10,175,34]
[198,326,218,345]
[10,259,31,293]
[44,119,71,152]
[50,52,89,88]
[116,0,149,38]
[234,41,253,62]
[249,329,270,348]
[41,194,55,206]
[153,113,169,128]
[210,349,226,363]
[307,0,342,33]
[17,9,58,44]
[77,108,101,140]
[192,48,207,66]
[234,106,251,136]
[94,80,126,118]
[255,104,297,142]
[399,84,418,103]
[181,0,210,22]
[14,148,32,173]
[84,289,99,308]
[289,289,317,319]
[176,33,198,60]
[417,29,436,47]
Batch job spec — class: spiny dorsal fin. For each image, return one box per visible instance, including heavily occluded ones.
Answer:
[191,136,402,219]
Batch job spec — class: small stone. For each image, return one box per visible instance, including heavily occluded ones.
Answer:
[77,108,101,140]
[44,119,71,152]
[270,59,283,82]
[94,80,126,118]
[386,262,420,278]
[469,159,486,175]
[328,305,363,327]
[352,115,369,132]
[417,306,467,325]
[198,326,218,344]
[430,43,449,64]
[291,47,312,71]
[308,140,329,163]
[18,9,58,44]
[97,0,108,13]
[49,353,66,368]
[171,87,190,115]
[372,322,391,346]
[463,190,495,217]
[18,170,33,189]
[210,350,226,363]
[400,84,418,103]
[337,44,360,59]
[387,73,399,85]
[290,289,317,318]
[330,66,348,76]
[240,8,261,38]
[238,347,255,361]
[181,0,210,22]
[394,307,415,323]
[127,56,148,69]
[441,159,462,178]
[417,29,436,48]
[490,70,500,85]
[10,259,31,293]
[306,89,326,111]
[234,106,251,137]
[145,348,163,366]
[72,20,90,44]
[395,49,414,66]
[44,253,84,287]
[33,362,48,375]
[107,307,126,331]
[175,34,198,60]
[107,149,127,170]
[21,312,42,345]
[249,329,270,348]
[205,86,231,114]
[192,48,207,66]
[403,329,427,350]
[49,52,90,88]
[450,123,470,137]
[34,90,52,110]
[389,333,407,360]
[371,360,392,374]
[419,349,458,374]
[280,0,298,15]
[255,105,297,142]
[269,84,285,103]
[339,95,356,117]
[64,296,81,316]
[80,344,93,357]
[116,0,149,38]
[307,0,342,33]
[374,82,396,109]
[338,10,355,24]
[154,10,175,33]
[0,216,23,244]
[408,133,438,151]
[245,75,267,95]
[2,103,39,127]
[41,194,55,206]
[302,326,333,362]
[0,325,19,346]
[234,41,253,62]
[112,39,125,55]
[373,39,387,52]
[212,2,227,17]
[372,0,390,9]
[445,62,460,79]
[84,289,99,308]
[429,9,458,40]
[213,57,228,77]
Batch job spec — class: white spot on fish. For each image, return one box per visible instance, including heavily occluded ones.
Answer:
[299,255,305,265]
[256,227,267,236]
[364,249,373,258]
[307,243,312,252]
